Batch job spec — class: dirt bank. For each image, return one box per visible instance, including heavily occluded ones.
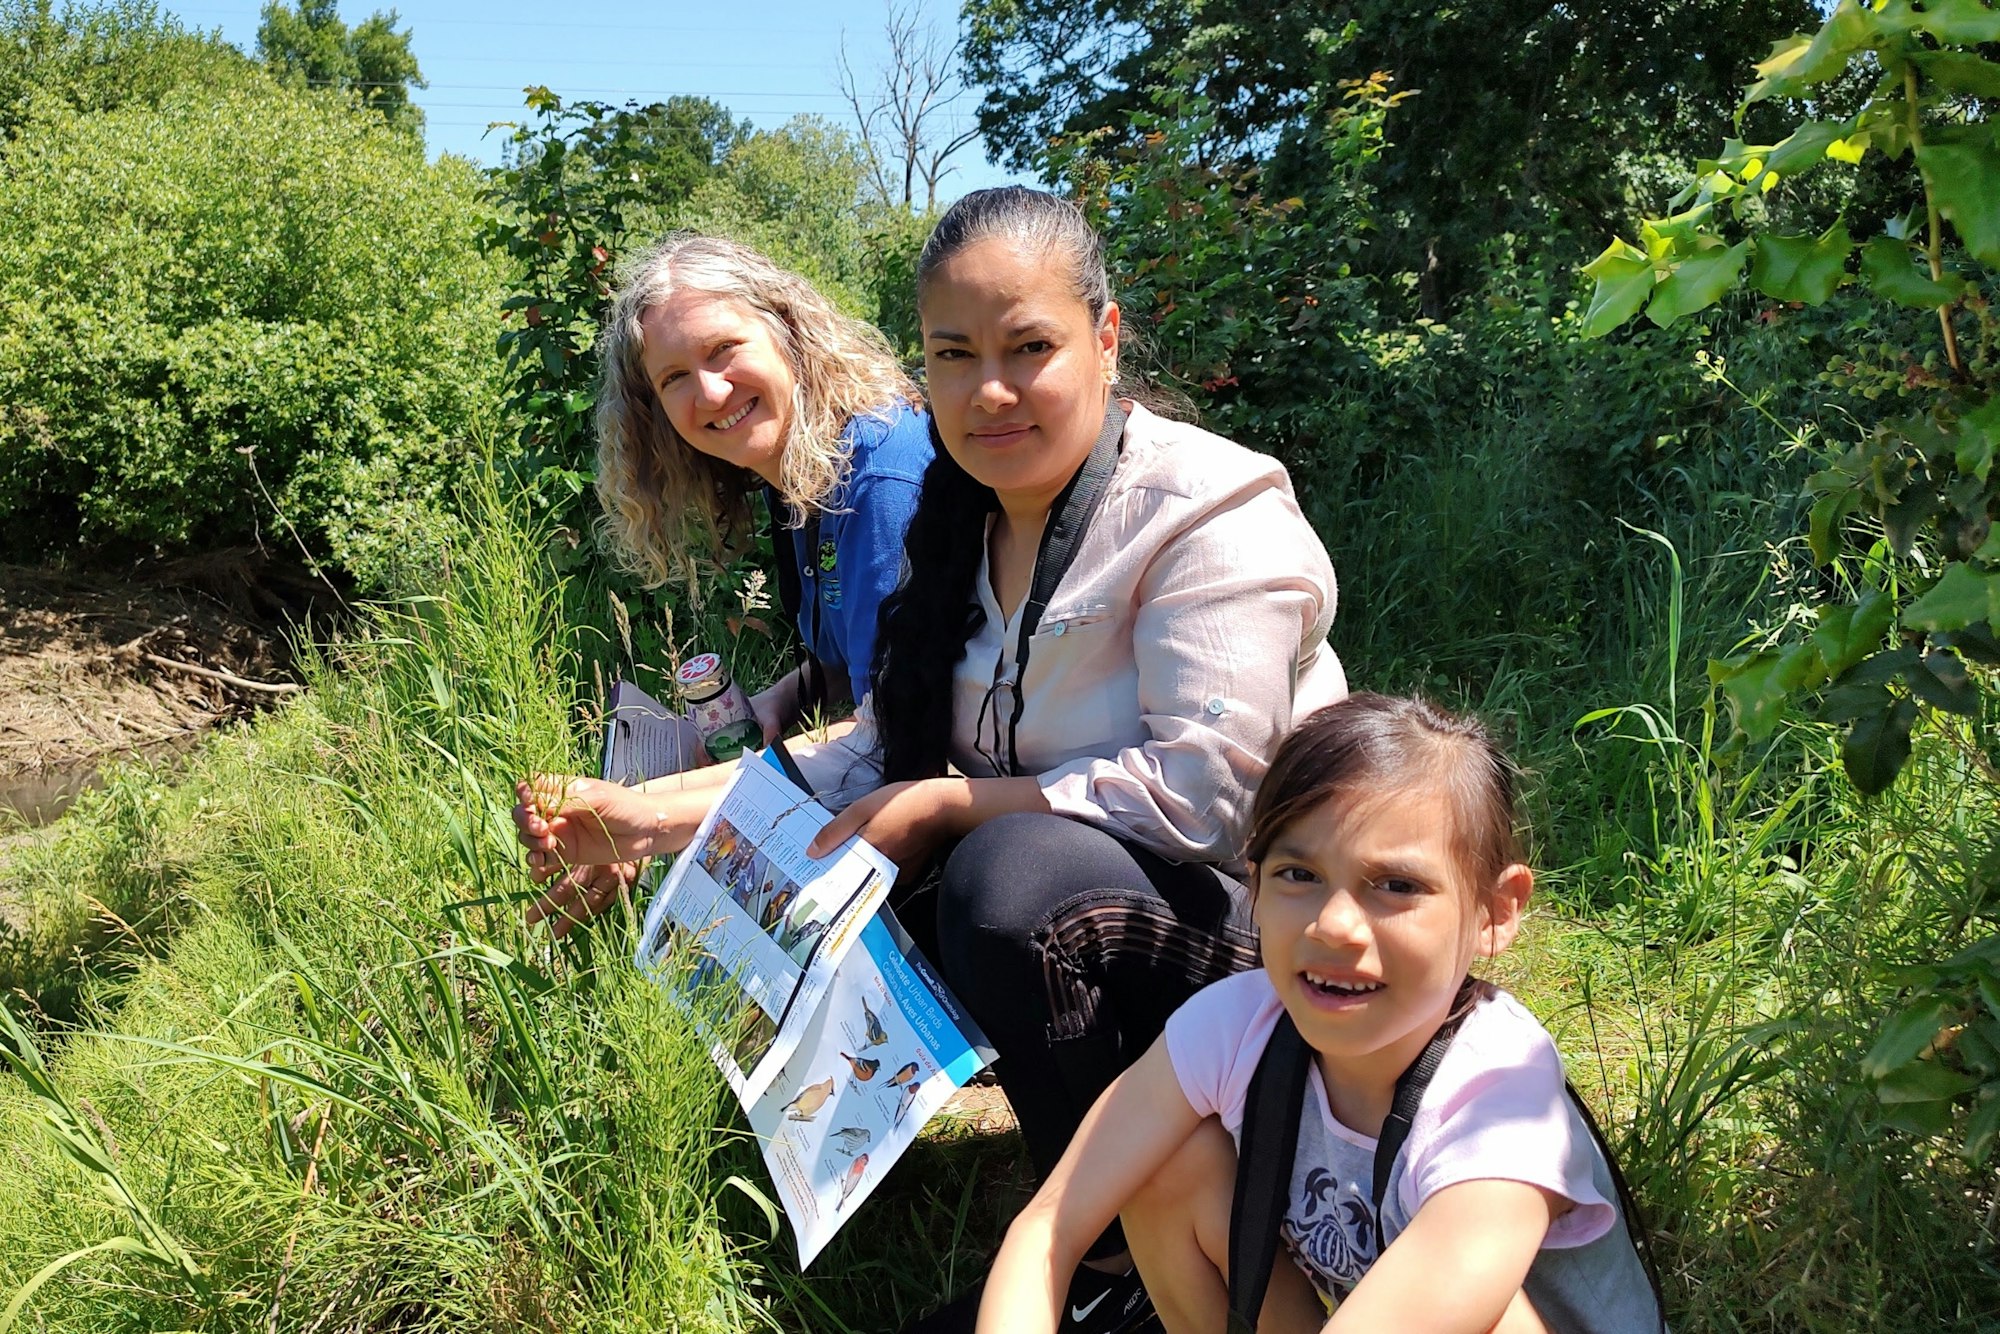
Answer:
[0,552,316,826]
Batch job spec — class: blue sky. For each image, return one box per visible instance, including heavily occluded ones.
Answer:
[169,0,1027,198]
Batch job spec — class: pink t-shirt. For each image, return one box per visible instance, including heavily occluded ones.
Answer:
[1166,970,1618,1295]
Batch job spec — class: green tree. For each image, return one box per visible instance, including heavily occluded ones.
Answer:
[961,0,1819,316]
[256,0,425,136]
[0,0,252,139]
[682,115,876,307]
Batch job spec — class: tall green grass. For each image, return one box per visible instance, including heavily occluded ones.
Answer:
[3,333,1996,1328]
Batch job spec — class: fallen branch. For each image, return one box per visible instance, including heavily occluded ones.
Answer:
[140,652,302,696]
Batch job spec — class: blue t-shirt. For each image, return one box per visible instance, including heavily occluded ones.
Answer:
[774,402,932,702]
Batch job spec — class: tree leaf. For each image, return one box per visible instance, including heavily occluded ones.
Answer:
[1947,620,2000,667]
[1843,695,1918,796]
[1956,399,2000,485]
[1646,240,1749,326]
[1826,130,1871,164]
[1714,641,1817,740]
[1864,994,1957,1079]
[1878,1096,1958,1137]
[1876,1059,1980,1104]
[1750,223,1852,304]
[1814,588,1894,677]
[1859,234,1966,308]
[1579,239,1656,338]
[1820,679,1893,724]
[1913,0,2000,44]
[1903,562,2000,633]
[1746,3,1885,104]
[1915,50,2000,99]
[1904,650,1980,716]
[1809,487,1861,564]
[1839,645,1922,688]
[1761,121,1847,178]
[1965,1089,2000,1165]
[1916,132,2000,269]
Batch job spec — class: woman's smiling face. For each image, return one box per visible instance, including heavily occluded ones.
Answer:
[640,289,797,485]
[919,237,1119,511]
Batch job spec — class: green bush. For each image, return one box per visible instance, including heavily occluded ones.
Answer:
[0,0,253,139]
[0,76,507,577]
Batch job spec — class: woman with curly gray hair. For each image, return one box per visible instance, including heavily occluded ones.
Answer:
[595,232,931,733]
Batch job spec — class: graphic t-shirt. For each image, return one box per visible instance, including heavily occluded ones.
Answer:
[1165,971,1661,1331]
[772,402,931,702]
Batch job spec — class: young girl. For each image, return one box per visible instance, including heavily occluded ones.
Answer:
[977,694,1662,1333]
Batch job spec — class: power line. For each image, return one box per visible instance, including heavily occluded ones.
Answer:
[173,5,847,36]
[306,81,853,98]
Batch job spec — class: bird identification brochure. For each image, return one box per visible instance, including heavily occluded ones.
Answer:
[632,748,995,1266]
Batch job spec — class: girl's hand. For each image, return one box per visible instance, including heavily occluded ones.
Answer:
[513,775,662,879]
[527,860,641,938]
[806,779,957,867]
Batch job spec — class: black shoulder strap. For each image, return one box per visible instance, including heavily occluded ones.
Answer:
[1226,1006,1462,1332]
[1001,399,1127,774]
[767,489,802,626]
[1372,1021,1460,1212]
[1225,1011,1312,1334]
[769,733,813,796]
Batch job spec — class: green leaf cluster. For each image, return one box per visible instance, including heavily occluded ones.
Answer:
[961,0,1823,317]
[1043,71,1405,460]
[1599,0,2000,1163]
[0,77,507,571]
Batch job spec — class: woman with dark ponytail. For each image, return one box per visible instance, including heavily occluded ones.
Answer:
[515,188,1345,1333]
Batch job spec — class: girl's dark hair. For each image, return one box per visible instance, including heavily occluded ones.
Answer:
[1247,693,1525,894]
[870,186,1184,782]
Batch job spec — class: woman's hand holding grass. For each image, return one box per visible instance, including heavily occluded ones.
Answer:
[514,774,720,936]
[528,860,642,938]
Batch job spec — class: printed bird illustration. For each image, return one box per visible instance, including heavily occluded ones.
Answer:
[859,996,889,1050]
[780,1076,835,1122]
[785,919,827,961]
[885,1060,920,1088]
[893,1082,920,1128]
[836,1152,870,1208]
[775,902,808,951]
[840,1050,880,1081]
[829,1125,871,1155]
[761,886,796,932]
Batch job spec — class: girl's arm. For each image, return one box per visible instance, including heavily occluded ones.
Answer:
[977,1039,1204,1334]
[1325,1179,1561,1333]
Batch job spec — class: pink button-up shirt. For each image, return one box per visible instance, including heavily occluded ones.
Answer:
[796,402,1346,871]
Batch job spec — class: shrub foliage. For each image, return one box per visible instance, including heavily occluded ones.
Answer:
[0,74,505,576]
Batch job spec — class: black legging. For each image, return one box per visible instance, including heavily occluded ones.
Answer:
[912,811,1260,1258]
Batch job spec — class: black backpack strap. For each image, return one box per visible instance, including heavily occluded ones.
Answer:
[1372,1020,1460,1212]
[1001,399,1127,774]
[1226,1011,1312,1334]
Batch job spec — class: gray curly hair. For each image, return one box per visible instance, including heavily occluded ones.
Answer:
[595,233,920,586]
